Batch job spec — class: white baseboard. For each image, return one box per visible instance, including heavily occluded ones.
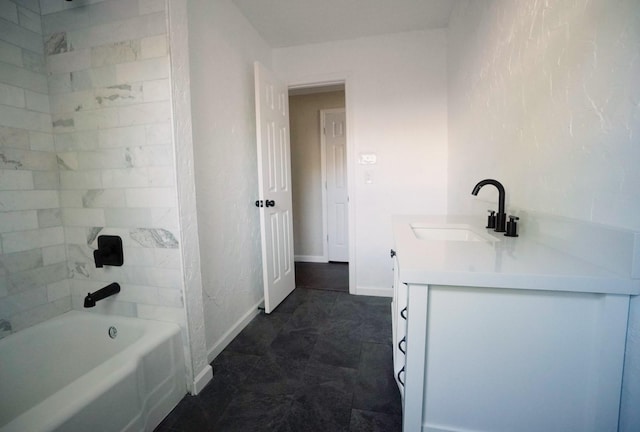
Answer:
[206,298,264,364]
[425,425,473,432]
[294,255,328,263]
[191,365,213,395]
[356,285,393,298]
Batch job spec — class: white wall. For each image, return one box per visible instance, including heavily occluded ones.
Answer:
[186,0,272,360]
[274,31,448,294]
[447,1,640,430]
[290,91,345,261]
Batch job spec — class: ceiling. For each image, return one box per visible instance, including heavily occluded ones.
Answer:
[230,0,456,48]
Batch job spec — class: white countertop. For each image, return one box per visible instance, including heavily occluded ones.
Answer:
[393,215,640,295]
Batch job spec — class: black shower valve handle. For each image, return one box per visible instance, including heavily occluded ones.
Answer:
[94,235,124,268]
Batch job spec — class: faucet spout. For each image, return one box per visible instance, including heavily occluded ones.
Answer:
[471,179,507,232]
[84,283,120,308]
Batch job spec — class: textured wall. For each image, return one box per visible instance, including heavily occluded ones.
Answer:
[0,0,68,338]
[168,0,211,393]
[447,0,640,228]
[274,30,449,294]
[289,91,345,260]
[447,1,640,429]
[187,0,272,358]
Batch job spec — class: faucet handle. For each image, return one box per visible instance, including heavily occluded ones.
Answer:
[505,215,520,237]
[486,209,497,229]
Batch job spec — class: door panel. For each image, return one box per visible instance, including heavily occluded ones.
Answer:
[255,62,295,313]
[324,110,349,262]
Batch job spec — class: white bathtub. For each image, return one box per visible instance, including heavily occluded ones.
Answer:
[0,311,186,432]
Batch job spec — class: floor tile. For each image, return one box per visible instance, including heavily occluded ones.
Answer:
[302,361,358,395]
[154,395,218,432]
[349,408,402,432]
[241,352,307,396]
[280,386,352,432]
[214,392,292,432]
[211,350,262,384]
[310,332,362,369]
[224,312,290,356]
[352,342,402,416]
[270,326,319,360]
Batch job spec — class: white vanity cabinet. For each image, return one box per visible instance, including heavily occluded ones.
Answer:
[391,215,640,432]
[397,282,629,432]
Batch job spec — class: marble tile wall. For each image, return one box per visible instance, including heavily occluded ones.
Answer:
[0,0,69,339]
[39,0,185,327]
[1,0,184,340]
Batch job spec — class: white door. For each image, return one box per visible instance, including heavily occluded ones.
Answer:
[254,62,295,313]
[322,109,349,262]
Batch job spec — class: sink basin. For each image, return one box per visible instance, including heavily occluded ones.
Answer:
[410,224,499,242]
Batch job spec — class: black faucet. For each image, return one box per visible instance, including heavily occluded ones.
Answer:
[84,283,120,308]
[471,179,507,232]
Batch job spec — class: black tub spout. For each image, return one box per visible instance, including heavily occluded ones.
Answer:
[84,283,120,308]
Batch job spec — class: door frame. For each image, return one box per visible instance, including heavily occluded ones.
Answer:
[320,108,348,263]
[288,75,355,294]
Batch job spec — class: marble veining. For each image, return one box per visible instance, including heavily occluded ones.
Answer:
[72,261,91,278]
[131,228,179,248]
[45,32,70,55]
[82,189,104,207]
[0,319,11,338]
[86,226,102,245]
[95,84,142,106]
[124,150,134,168]
[56,155,73,170]
[52,118,74,129]
[0,153,23,169]
[66,244,92,278]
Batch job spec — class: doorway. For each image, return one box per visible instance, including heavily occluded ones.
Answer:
[288,85,349,290]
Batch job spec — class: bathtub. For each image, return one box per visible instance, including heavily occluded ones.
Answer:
[0,311,186,432]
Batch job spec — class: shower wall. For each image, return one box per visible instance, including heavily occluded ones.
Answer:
[40,0,186,325]
[1,0,189,340]
[0,0,67,339]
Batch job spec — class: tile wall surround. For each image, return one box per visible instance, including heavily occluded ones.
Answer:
[0,0,67,339]
[1,0,186,340]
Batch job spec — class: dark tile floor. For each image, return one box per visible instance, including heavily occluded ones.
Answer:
[154,272,401,432]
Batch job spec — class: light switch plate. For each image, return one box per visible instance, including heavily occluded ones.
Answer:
[364,170,374,184]
[359,153,377,165]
